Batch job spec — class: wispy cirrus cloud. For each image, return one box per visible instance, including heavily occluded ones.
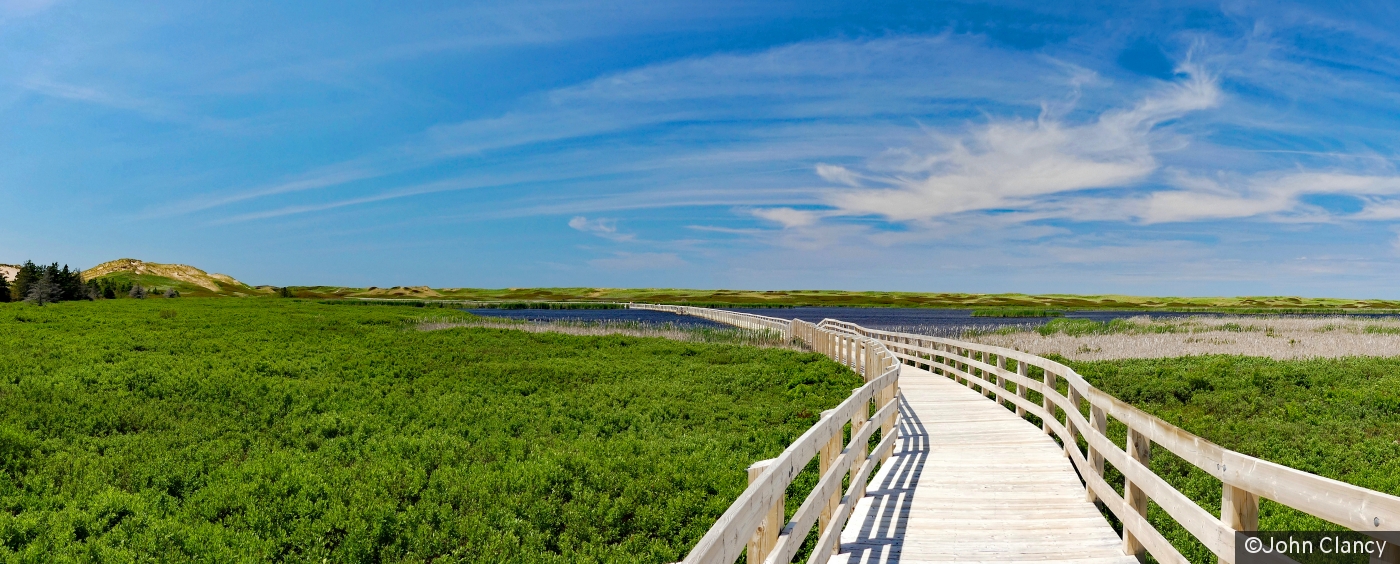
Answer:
[751,207,822,228]
[1138,171,1400,223]
[819,64,1221,222]
[154,35,1077,222]
[20,77,242,130]
[568,216,634,241]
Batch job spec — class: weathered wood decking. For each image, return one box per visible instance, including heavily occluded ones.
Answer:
[834,365,1136,564]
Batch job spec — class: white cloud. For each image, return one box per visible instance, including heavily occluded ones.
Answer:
[815,164,862,187]
[751,207,820,228]
[568,216,634,241]
[824,66,1220,221]
[1138,171,1400,223]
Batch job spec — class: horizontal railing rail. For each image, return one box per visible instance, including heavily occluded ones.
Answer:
[652,306,901,564]
[824,320,1400,564]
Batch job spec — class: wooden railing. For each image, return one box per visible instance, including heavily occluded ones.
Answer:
[821,320,1400,564]
[643,305,901,564]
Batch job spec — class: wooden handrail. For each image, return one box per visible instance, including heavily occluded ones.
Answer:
[646,307,900,564]
[822,320,1400,564]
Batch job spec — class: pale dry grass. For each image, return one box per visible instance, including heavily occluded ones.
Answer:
[966,316,1400,360]
[416,317,802,350]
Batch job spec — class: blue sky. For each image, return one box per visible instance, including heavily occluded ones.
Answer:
[4,1,1400,296]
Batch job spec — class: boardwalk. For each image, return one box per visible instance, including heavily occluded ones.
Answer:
[835,365,1135,564]
[648,304,1400,564]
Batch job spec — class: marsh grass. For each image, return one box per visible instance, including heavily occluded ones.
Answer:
[417,316,801,349]
[971,315,1400,359]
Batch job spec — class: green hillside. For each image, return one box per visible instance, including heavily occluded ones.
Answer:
[81,258,269,298]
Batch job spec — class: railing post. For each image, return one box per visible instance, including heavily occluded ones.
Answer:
[996,354,1006,406]
[1066,386,1083,460]
[1016,360,1028,417]
[880,375,897,464]
[747,459,783,564]
[851,393,870,502]
[861,340,870,381]
[1221,483,1259,564]
[817,409,842,553]
[1123,427,1151,561]
[959,348,969,386]
[1042,370,1056,436]
[981,351,993,399]
[1086,403,1106,502]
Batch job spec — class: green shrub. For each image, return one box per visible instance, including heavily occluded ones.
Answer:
[0,300,859,562]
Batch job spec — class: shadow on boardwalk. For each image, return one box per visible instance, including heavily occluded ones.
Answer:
[833,393,926,563]
[832,366,1135,564]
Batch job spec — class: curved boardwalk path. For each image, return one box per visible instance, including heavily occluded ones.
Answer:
[640,305,1400,564]
[834,365,1134,564]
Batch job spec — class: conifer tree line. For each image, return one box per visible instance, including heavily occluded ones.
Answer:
[0,261,178,304]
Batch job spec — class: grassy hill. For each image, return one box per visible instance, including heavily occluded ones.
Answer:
[82,258,270,298]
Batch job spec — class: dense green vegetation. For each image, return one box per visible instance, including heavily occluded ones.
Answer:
[1056,356,1400,563]
[0,299,860,562]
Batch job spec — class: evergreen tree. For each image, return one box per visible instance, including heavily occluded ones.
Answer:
[102,284,116,300]
[163,287,179,298]
[24,272,61,305]
[56,265,85,301]
[0,272,10,303]
[279,286,294,298]
[129,284,147,299]
[11,261,37,301]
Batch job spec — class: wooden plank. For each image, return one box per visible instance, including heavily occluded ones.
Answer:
[1123,427,1152,559]
[1221,484,1260,564]
[837,366,1135,564]
[768,402,897,563]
